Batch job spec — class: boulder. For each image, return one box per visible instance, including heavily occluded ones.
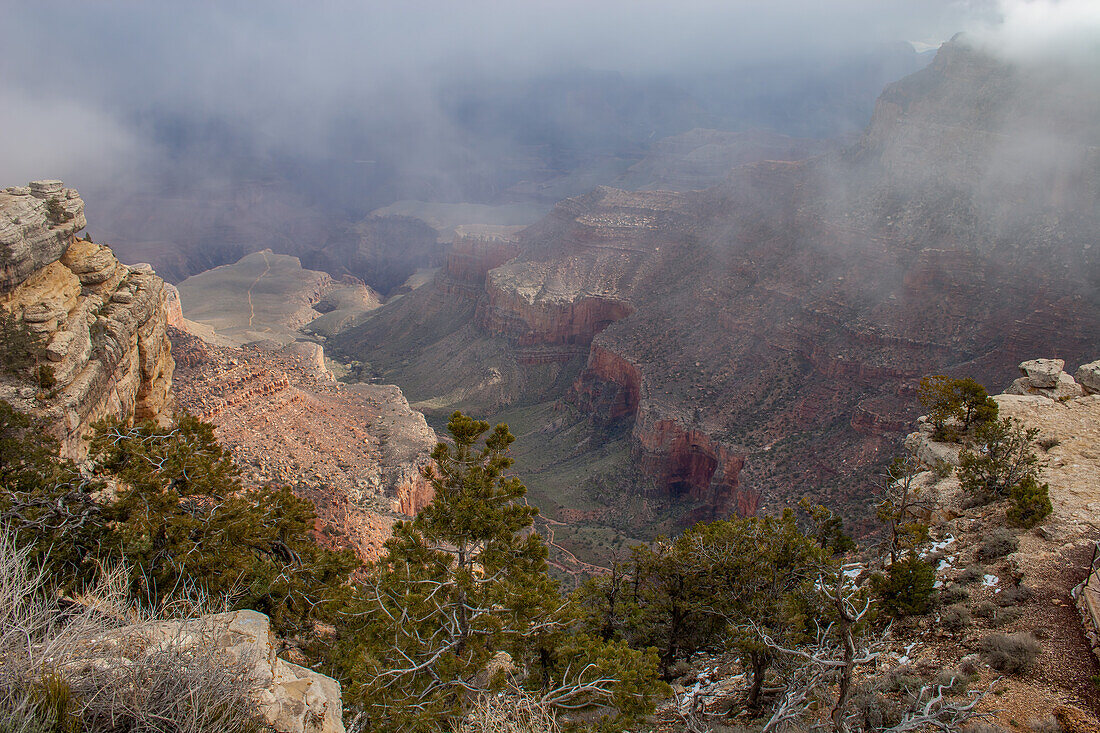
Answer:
[1076,361,1100,395]
[904,430,962,467]
[1019,358,1064,388]
[29,179,64,199]
[110,610,343,733]
[1004,371,1084,401]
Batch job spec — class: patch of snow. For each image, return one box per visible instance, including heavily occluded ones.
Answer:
[921,535,957,558]
[983,574,998,588]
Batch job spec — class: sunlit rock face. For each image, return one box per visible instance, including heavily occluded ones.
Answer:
[336,39,1100,526]
[0,182,173,458]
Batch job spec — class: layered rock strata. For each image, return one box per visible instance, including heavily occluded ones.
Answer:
[0,182,173,457]
[170,329,435,560]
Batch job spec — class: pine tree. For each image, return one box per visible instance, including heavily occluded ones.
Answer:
[957,417,1045,501]
[89,414,357,633]
[875,451,932,564]
[917,375,998,441]
[0,400,102,581]
[340,412,661,732]
[0,308,45,378]
[1006,475,1052,528]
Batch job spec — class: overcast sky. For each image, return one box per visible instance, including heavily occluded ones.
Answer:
[1,1,1095,194]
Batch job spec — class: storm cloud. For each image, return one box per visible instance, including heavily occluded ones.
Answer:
[1,0,1073,279]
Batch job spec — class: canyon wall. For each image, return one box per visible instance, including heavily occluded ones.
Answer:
[0,181,173,457]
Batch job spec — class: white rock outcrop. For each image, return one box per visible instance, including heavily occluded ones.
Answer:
[1005,358,1084,401]
[1076,361,1100,395]
[1020,358,1064,387]
[111,610,343,733]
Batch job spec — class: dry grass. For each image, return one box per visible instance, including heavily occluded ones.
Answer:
[0,526,263,733]
[452,690,561,733]
[981,632,1042,674]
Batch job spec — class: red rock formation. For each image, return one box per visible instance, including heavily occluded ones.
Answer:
[445,234,519,286]
[394,471,435,516]
[631,413,757,520]
[477,286,633,349]
[571,345,642,425]
[170,329,436,561]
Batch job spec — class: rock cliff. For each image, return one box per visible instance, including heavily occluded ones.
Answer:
[0,181,173,457]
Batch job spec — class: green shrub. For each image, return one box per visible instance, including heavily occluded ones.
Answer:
[958,418,1045,502]
[940,583,971,605]
[931,459,954,480]
[1006,476,1052,528]
[935,668,971,693]
[991,607,1022,627]
[890,672,924,696]
[995,586,1031,607]
[980,632,1040,673]
[918,375,999,442]
[974,601,997,619]
[1029,717,1063,733]
[0,309,45,378]
[958,565,986,585]
[850,687,902,731]
[36,365,56,392]
[44,198,73,225]
[873,555,936,617]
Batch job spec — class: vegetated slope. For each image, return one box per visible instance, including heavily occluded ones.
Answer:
[170,328,436,561]
[648,366,1100,732]
[876,369,1100,730]
[333,38,1100,543]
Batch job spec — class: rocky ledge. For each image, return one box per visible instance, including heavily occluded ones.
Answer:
[101,610,343,733]
[0,181,173,457]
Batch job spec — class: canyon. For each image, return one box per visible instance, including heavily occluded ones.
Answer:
[333,38,1100,543]
[167,251,439,561]
[0,184,438,563]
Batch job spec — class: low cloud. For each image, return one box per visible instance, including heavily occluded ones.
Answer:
[970,0,1100,63]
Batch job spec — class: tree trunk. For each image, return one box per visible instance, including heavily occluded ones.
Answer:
[831,622,855,733]
[747,651,768,708]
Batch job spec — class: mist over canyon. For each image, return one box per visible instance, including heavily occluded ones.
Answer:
[3,1,1099,558]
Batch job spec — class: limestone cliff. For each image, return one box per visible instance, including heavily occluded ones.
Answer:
[0,181,173,457]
